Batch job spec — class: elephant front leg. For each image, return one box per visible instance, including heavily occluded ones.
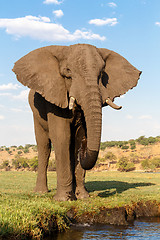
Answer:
[48,115,76,201]
[34,117,51,193]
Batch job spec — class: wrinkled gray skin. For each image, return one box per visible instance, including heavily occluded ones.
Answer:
[13,44,141,201]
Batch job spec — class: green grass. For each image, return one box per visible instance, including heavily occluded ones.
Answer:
[0,171,160,239]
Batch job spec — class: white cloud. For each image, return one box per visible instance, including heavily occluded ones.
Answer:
[0,83,21,90]
[11,108,23,112]
[108,2,117,8]
[126,115,133,120]
[0,104,5,108]
[53,10,64,18]
[0,15,105,42]
[11,107,31,113]
[155,22,160,26]
[0,115,5,120]
[0,93,11,96]
[43,0,63,4]
[139,115,152,120]
[13,89,30,101]
[89,18,118,26]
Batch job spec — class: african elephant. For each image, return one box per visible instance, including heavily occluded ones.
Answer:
[13,44,141,201]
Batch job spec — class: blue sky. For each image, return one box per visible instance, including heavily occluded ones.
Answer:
[0,0,160,146]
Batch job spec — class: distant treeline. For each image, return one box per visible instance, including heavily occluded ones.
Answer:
[100,136,160,150]
[1,136,160,152]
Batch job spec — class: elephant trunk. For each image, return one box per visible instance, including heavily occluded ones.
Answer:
[79,85,102,170]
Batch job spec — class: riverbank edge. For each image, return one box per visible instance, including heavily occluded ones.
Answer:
[4,200,160,239]
[66,200,160,226]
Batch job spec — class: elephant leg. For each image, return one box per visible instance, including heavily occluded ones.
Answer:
[48,113,76,201]
[75,126,89,199]
[34,117,51,193]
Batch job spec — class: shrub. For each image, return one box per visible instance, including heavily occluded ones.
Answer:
[12,157,29,169]
[0,160,10,170]
[141,158,160,171]
[12,159,21,169]
[32,145,38,152]
[117,157,135,172]
[130,153,140,163]
[48,158,56,171]
[28,157,38,171]
[136,136,149,146]
[23,149,29,154]
[136,136,158,146]
[104,152,117,162]
[130,143,136,150]
[18,145,24,150]
[17,151,22,155]
[129,140,136,150]
[121,145,129,150]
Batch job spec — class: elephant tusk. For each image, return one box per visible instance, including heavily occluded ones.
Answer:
[69,97,75,110]
[106,98,122,110]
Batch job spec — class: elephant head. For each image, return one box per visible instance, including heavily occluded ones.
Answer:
[12,44,141,170]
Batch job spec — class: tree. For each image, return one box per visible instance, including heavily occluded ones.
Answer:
[117,157,135,172]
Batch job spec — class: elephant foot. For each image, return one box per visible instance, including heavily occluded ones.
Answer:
[34,185,49,193]
[75,186,89,199]
[54,190,77,201]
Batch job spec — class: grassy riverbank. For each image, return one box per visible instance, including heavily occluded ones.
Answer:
[1,171,160,239]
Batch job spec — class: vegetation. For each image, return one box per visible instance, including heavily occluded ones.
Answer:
[1,136,160,172]
[100,136,160,150]
[12,156,38,171]
[141,158,160,171]
[117,157,135,172]
[0,171,160,239]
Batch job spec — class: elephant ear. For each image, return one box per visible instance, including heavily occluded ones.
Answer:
[98,48,141,103]
[13,47,68,108]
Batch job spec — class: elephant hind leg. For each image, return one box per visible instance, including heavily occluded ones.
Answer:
[34,117,51,193]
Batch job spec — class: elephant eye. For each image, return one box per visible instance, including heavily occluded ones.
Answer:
[63,68,72,78]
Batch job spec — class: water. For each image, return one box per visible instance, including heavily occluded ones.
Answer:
[48,217,160,240]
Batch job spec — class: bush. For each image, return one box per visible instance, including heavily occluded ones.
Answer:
[0,160,10,170]
[130,153,140,163]
[17,145,24,150]
[129,140,136,150]
[23,149,29,154]
[48,158,56,171]
[121,145,129,150]
[32,145,38,152]
[8,150,12,155]
[12,158,21,169]
[12,157,29,169]
[130,143,136,150]
[141,158,160,171]
[104,152,117,162]
[136,136,158,146]
[17,151,22,155]
[28,157,38,171]
[117,157,135,172]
